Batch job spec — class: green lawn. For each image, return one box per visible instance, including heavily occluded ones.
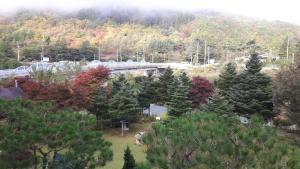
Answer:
[101,123,150,169]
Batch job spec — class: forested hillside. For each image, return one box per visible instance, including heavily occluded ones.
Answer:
[0,8,300,65]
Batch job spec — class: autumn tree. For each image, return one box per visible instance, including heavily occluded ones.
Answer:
[0,39,20,69]
[5,76,44,99]
[74,65,110,90]
[5,77,75,109]
[74,65,110,108]
[190,76,214,108]
[273,58,300,126]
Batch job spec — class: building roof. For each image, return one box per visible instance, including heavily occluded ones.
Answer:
[0,87,25,100]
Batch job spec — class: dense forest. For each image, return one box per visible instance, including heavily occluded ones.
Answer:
[1,8,300,65]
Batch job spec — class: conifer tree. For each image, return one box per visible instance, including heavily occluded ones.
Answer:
[228,52,273,118]
[87,87,110,129]
[168,72,192,116]
[137,72,158,109]
[204,90,234,115]
[122,146,136,169]
[112,74,128,95]
[109,85,140,121]
[156,67,175,104]
[179,71,191,88]
[215,62,237,97]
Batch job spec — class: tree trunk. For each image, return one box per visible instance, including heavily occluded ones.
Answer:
[42,156,48,169]
[96,115,103,130]
[33,147,38,169]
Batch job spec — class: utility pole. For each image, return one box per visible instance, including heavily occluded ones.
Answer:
[17,42,20,62]
[142,46,145,61]
[98,45,101,61]
[190,52,193,64]
[119,46,122,62]
[196,41,199,64]
[117,49,119,62]
[41,45,44,61]
[151,54,154,63]
[287,36,289,59]
[136,48,139,62]
[207,46,210,64]
[204,40,207,65]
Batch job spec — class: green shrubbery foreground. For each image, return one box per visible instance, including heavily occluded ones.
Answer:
[143,112,300,169]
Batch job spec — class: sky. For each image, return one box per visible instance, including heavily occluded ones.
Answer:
[1,0,300,25]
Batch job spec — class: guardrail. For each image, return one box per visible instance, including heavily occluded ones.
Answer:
[0,62,192,79]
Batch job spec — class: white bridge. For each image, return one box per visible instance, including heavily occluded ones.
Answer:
[0,61,193,79]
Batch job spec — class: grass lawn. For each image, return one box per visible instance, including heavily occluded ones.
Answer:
[101,122,151,169]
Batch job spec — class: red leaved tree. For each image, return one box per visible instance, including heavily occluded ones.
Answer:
[5,76,44,99]
[36,82,74,108]
[74,66,110,89]
[4,66,111,110]
[73,66,111,108]
[190,76,214,108]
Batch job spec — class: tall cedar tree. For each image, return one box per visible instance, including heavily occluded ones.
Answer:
[190,76,214,108]
[168,72,192,116]
[215,62,237,97]
[228,52,273,118]
[137,72,158,109]
[122,146,136,169]
[204,90,234,114]
[156,67,175,104]
[109,85,140,121]
[87,87,111,130]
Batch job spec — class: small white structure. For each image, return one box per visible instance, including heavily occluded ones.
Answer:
[143,104,168,119]
[239,116,249,124]
[208,59,215,64]
[42,57,50,62]
[287,124,298,131]
[134,132,145,145]
[120,120,129,136]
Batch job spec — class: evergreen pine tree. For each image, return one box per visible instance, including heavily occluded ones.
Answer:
[228,52,273,118]
[204,90,234,115]
[168,72,192,116]
[137,72,158,109]
[179,71,191,88]
[156,67,175,104]
[122,146,136,169]
[112,74,127,95]
[87,87,110,130]
[109,85,140,121]
[215,62,237,97]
